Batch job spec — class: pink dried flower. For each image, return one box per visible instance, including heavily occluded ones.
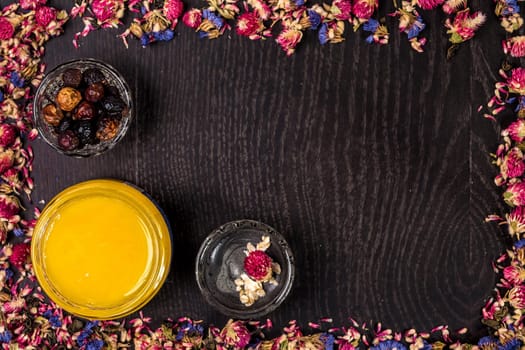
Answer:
[507,206,525,237]
[276,28,303,56]
[244,250,273,280]
[507,119,525,142]
[35,6,57,27]
[0,148,14,174]
[445,8,485,44]
[508,285,525,308]
[183,9,202,29]
[417,0,444,10]
[0,194,20,219]
[163,0,184,26]
[19,0,46,10]
[352,0,377,19]
[442,0,466,14]
[247,0,271,20]
[501,147,525,180]
[508,67,525,95]
[504,182,525,207]
[236,12,263,38]
[504,265,525,284]
[219,320,251,348]
[0,124,17,148]
[9,243,30,268]
[503,36,525,58]
[333,0,352,20]
[0,17,15,40]
[91,0,122,23]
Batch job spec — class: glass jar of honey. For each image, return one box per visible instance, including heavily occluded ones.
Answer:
[31,179,172,320]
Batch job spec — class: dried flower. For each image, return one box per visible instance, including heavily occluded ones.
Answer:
[35,6,57,27]
[276,28,303,55]
[219,320,251,348]
[445,8,486,44]
[442,0,467,14]
[507,285,525,308]
[417,0,444,10]
[244,250,273,281]
[352,0,377,20]
[332,0,352,20]
[0,124,17,148]
[508,68,525,95]
[0,16,15,40]
[503,36,525,58]
[503,265,525,284]
[504,182,525,207]
[0,193,20,219]
[8,243,30,269]
[499,147,525,182]
[91,0,124,23]
[0,148,14,175]
[182,8,202,29]
[163,0,184,27]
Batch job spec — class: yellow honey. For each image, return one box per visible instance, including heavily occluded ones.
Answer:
[32,179,171,320]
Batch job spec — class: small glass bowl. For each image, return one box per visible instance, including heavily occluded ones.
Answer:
[31,179,172,320]
[195,220,294,319]
[34,58,134,157]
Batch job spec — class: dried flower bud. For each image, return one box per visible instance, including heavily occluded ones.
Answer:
[0,148,14,174]
[0,193,20,219]
[96,117,120,141]
[0,124,17,147]
[9,243,30,269]
[56,87,82,112]
[74,101,96,120]
[42,103,64,126]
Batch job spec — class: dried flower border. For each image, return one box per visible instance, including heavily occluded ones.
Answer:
[0,0,522,349]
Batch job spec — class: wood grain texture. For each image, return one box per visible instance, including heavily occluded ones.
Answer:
[32,0,505,339]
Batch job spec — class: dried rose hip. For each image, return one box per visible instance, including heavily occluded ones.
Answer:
[83,68,105,85]
[56,87,82,112]
[75,121,96,145]
[101,95,125,114]
[74,101,95,120]
[56,118,72,134]
[42,103,63,126]
[57,130,79,151]
[62,68,82,88]
[96,117,120,141]
[85,82,105,102]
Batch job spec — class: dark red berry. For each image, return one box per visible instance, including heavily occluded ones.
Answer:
[84,82,105,102]
[57,130,79,151]
[62,68,82,88]
[101,95,125,114]
[75,121,96,145]
[74,101,95,120]
[82,68,105,85]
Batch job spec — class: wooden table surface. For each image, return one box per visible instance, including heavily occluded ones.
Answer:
[33,0,506,340]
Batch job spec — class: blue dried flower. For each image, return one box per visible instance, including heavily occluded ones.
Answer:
[140,6,148,15]
[515,238,525,248]
[0,331,12,343]
[479,336,498,349]
[177,322,205,341]
[4,268,13,280]
[318,23,328,45]
[153,29,174,41]
[199,31,209,39]
[0,90,3,103]
[407,17,425,40]
[77,321,98,346]
[294,0,305,7]
[370,340,407,350]
[10,72,24,88]
[140,34,151,46]
[49,315,62,327]
[308,10,321,30]
[13,228,24,237]
[320,333,335,350]
[499,339,522,350]
[502,0,519,16]
[515,96,525,111]
[86,339,104,350]
[363,18,379,32]
[203,10,224,29]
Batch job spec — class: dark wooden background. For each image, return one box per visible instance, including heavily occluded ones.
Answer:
[32,0,509,340]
